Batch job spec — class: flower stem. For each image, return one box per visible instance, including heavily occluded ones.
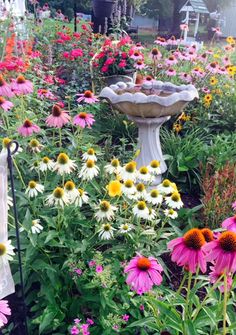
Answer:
[185,271,192,320]
[223,273,228,335]
[177,272,187,295]
[13,158,26,188]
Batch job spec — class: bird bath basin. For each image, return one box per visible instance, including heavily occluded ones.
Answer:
[100,80,198,185]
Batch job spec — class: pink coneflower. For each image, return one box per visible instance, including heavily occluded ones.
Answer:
[11,75,33,95]
[198,53,208,63]
[134,60,147,70]
[180,24,189,31]
[222,215,236,232]
[179,72,192,83]
[166,68,176,76]
[37,88,56,100]
[46,105,70,128]
[206,62,219,74]
[130,50,143,60]
[0,96,14,111]
[222,56,231,66]
[203,231,236,273]
[149,48,162,61]
[167,36,178,45]
[73,112,95,128]
[202,87,211,94]
[192,67,205,78]
[212,27,222,35]
[154,37,167,46]
[186,51,197,61]
[135,42,144,50]
[0,300,11,328]
[18,119,41,137]
[124,254,163,294]
[209,266,232,293]
[168,228,207,273]
[165,55,178,66]
[77,90,99,104]
[0,75,14,98]
[218,67,227,75]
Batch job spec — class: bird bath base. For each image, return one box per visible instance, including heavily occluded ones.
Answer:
[128,115,170,185]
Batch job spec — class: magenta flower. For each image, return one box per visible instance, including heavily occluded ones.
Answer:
[222,215,236,232]
[0,75,14,98]
[232,201,236,211]
[122,314,130,322]
[0,96,14,111]
[11,75,33,95]
[71,326,79,335]
[77,91,99,104]
[18,119,41,137]
[37,89,56,100]
[46,105,70,128]
[168,228,207,273]
[95,265,103,273]
[124,254,163,294]
[209,266,232,293]
[88,260,96,268]
[0,300,11,328]
[75,268,83,276]
[73,112,95,128]
[203,231,236,273]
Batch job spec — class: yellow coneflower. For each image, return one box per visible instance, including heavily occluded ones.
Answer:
[107,180,122,197]
[173,123,182,133]
[210,76,218,86]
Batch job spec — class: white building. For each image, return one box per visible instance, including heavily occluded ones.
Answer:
[221,3,236,37]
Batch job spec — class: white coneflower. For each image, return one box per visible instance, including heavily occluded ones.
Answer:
[120,161,137,181]
[146,189,163,205]
[28,138,44,153]
[94,200,117,222]
[134,183,147,200]
[30,161,39,172]
[31,219,43,234]
[54,153,77,175]
[74,188,89,207]
[98,223,116,240]
[39,156,55,172]
[137,166,154,183]
[79,159,99,181]
[122,179,136,197]
[25,181,44,198]
[148,160,161,175]
[46,187,70,207]
[2,137,23,155]
[157,179,175,195]
[0,240,15,264]
[82,148,97,162]
[64,181,79,202]
[119,223,134,234]
[165,192,183,209]
[147,208,157,221]
[104,158,121,175]
[133,201,149,219]
[164,208,178,219]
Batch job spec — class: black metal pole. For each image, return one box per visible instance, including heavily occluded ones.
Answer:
[74,0,77,32]
[7,141,29,335]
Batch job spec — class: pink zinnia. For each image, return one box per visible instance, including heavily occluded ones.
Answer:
[18,119,41,137]
[203,231,236,273]
[46,105,70,128]
[168,228,207,273]
[209,266,232,293]
[0,96,14,111]
[77,90,99,104]
[96,265,103,273]
[124,254,163,294]
[0,75,14,98]
[71,326,79,335]
[222,215,236,232]
[0,300,11,328]
[73,112,95,128]
[11,75,33,95]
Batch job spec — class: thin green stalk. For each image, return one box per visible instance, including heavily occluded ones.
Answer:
[223,273,228,335]
[13,158,26,188]
[185,271,193,320]
[177,272,187,295]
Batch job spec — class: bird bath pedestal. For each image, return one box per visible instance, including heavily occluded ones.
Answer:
[100,80,198,185]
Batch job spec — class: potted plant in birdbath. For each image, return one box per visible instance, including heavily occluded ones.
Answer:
[100,80,199,185]
[92,0,117,18]
[92,35,136,86]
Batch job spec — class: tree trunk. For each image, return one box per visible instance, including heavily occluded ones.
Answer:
[171,0,185,35]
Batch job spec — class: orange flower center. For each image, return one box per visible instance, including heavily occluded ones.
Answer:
[145,76,153,81]
[79,112,87,119]
[169,56,174,61]
[23,119,32,127]
[137,257,151,271]
[0,96,5,104]
[16,75,26,84]
[84,90,93,98]
[183,229,205,250]
[41,89,48,94]
[134,51,140,57]
[201,228,214,242]
[152,48,159,56]
[219,231,236,252]
[0,75,5,86]
[137,60,143,65]
[210,62,217,68]
[52,105,62,117]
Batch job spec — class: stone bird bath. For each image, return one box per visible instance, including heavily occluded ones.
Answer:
[100,80,198,185]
